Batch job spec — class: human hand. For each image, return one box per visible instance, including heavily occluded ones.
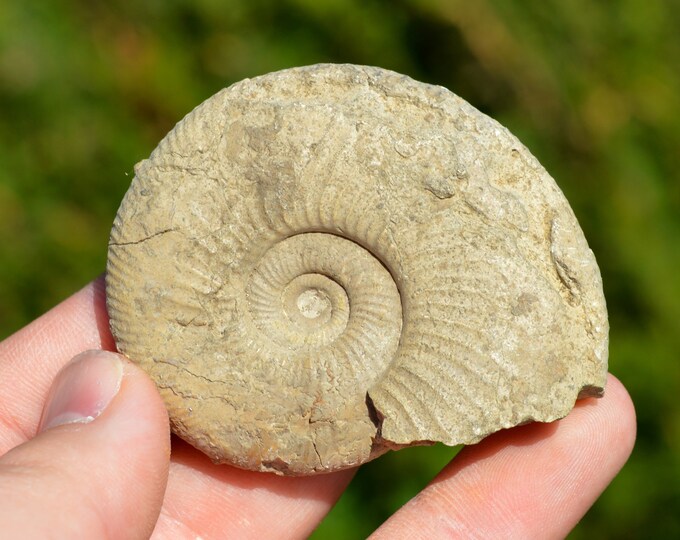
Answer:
[0,277,635,539]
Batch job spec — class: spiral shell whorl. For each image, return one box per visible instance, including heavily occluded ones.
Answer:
[107,64,608,474]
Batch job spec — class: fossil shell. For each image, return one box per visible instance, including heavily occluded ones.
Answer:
[106,64,608,475]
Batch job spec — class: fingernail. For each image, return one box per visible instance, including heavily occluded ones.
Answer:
[39,350,124,432]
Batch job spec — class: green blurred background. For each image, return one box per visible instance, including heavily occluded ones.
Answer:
[1,1,678,537]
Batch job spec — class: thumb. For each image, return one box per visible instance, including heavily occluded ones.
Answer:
[0,350,171,540]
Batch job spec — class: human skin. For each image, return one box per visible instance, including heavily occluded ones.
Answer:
[0,276,635,539]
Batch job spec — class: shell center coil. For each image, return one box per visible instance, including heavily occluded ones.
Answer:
[246,232,402,359]
[281,272,350,346]
[296,288,330,319]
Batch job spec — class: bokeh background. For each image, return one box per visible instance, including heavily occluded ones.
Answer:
[1,1,678,537]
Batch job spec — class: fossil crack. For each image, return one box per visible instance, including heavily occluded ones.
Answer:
[108,227,178,247]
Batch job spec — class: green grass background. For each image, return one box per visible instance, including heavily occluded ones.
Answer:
[1,1,678,537]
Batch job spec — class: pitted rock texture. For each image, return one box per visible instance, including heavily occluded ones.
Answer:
[106,64,608,475]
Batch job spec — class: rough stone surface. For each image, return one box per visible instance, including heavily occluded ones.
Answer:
[106,64,609,475]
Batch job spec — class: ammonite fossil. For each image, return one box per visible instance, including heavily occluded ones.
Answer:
[106,64,608,475]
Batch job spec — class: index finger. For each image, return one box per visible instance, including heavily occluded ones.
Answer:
[370,374,636,539]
